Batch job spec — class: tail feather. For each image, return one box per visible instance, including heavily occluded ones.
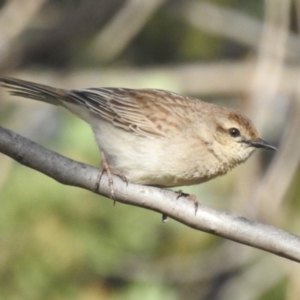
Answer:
[0,77,68,106]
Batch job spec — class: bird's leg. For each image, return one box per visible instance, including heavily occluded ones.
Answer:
[176,190,199,215]
[94,152,127,204]
[95,154,114,198]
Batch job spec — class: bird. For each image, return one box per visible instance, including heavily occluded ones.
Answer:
[0,77,276,198]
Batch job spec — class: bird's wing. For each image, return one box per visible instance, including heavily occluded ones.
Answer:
[68,88,194,138]
[0,77,197,138]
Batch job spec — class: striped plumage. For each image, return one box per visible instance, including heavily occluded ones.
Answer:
[0,77,275,188]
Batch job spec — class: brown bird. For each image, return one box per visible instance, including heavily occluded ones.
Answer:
[0,77,276,196]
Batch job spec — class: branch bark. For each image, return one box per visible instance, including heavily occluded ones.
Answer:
[0,125,300,263]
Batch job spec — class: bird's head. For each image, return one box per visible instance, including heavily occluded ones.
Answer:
[211,110,276,167]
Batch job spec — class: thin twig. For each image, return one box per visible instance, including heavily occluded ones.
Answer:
[182,1,300,60]
[0,0,46,67]
[87,0,165,62]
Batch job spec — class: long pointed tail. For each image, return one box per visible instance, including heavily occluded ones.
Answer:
[0,77,69,106]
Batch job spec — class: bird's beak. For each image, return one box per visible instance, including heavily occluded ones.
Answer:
[248,138,277,151]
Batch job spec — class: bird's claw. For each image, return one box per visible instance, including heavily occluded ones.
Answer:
[176,190,199,215]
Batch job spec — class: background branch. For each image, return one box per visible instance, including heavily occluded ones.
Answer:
[0,0,46,68]
[10,61,299,97]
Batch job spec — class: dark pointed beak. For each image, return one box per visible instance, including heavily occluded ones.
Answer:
[248,138,277,151]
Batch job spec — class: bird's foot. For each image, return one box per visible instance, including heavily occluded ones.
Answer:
[176,190,190,200]
[94,153,127,204]
[176,190,199,215]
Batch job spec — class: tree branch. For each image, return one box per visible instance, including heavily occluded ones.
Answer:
[1,125,300,263]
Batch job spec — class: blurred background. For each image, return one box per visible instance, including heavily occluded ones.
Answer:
[0,0,299,299]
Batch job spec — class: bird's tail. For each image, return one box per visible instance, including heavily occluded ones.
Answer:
[0,77,69,106]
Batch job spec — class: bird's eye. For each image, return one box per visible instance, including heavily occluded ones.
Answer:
[229,128,240,137]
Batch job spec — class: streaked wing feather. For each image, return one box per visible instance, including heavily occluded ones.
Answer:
[67,88,188,137]
[0,77,195,137]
